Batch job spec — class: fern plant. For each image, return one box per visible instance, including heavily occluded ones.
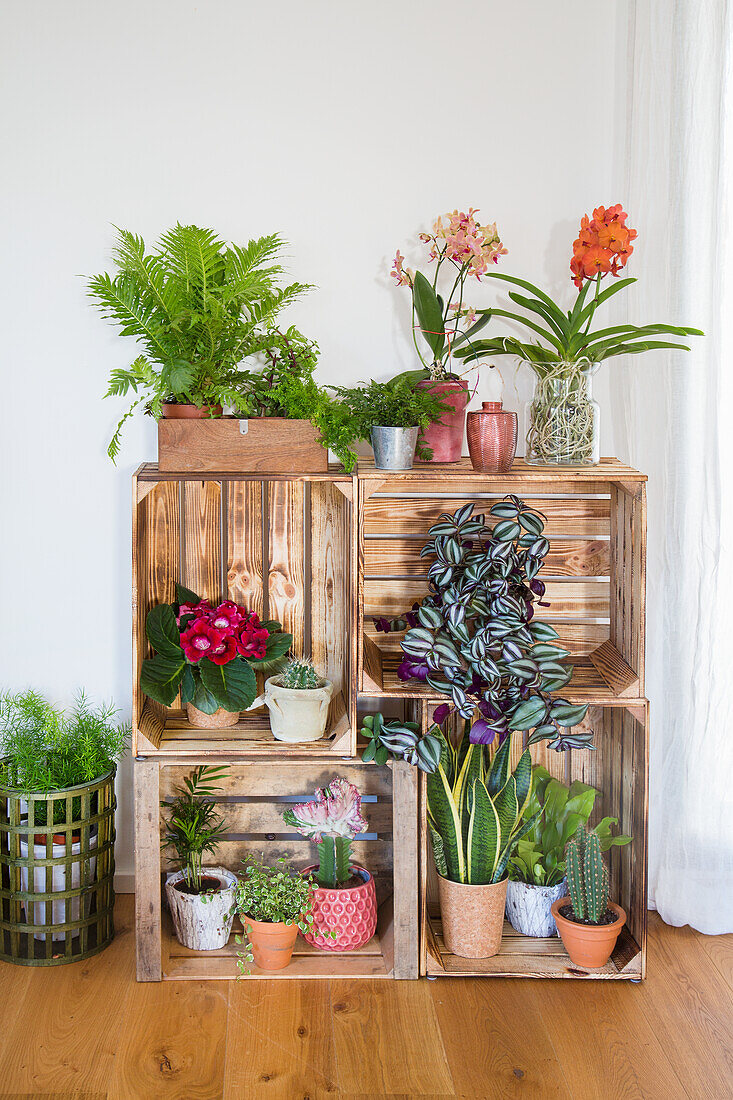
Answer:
[88,224,312,459]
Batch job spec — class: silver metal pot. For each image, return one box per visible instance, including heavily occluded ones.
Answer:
[370,425,419,470]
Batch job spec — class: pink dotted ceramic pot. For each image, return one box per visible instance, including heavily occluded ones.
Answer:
[301,864,377,951]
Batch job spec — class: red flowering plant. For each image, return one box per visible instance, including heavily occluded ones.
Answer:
[140,584,292,715]
[390,207,507,383]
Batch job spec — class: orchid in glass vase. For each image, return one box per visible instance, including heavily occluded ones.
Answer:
[453,204,702,465]
[390,208,507,463]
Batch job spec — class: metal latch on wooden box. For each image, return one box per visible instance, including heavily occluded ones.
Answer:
[238,420,249,435]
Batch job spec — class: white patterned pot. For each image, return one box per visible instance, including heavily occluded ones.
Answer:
[165,866,236,950]
[505,878,567,938]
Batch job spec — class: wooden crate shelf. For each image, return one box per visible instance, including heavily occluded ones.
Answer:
[132,465,358,759]
[134,758,419,982]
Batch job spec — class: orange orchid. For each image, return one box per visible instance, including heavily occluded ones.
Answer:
[570,204,637,288]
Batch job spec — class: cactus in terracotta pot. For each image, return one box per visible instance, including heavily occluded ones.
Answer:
[551,826,627,968]
[283,778,377,951]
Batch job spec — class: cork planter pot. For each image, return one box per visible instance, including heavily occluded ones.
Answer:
[165,866,237,951]
[438,874,508,959]
[551,898,626,968]
[185,702,239,730]
[300,864,378,951]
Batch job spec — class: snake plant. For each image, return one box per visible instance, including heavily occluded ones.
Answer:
[427,726,537,885]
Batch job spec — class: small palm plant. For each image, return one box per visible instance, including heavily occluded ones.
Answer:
[88,224,312,459]
[161,765,229,893]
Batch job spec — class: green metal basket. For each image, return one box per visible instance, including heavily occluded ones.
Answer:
[0,767,116,965]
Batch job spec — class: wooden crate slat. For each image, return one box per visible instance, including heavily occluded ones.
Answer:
[183,480,223,601]
[226,481,264,617]
[159,761,393,798]
[157,799,393,836]
[357,456,646,482]
[364,495,611,538]
[311,481,348,695]
[363,536,610,578]
[267,480,306,655]
[365,621,609,659]
[363,578,610,621]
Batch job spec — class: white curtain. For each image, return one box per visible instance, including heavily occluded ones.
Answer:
[614,1,733,932]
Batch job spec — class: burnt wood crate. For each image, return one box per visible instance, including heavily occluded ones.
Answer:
[157,417,329,474]
[134,759,418,981]
[132,466,357,758]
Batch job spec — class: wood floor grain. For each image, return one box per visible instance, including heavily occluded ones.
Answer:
[0,899,730,1099]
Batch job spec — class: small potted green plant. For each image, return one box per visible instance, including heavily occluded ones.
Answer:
[231,856,317,972]
[551,826,627,967]
[283,777,377,951]
[162,765,236,951]
[507,766,631,937]
[0,690,127,953]
[260,657,333,743]
[335,378,448,470]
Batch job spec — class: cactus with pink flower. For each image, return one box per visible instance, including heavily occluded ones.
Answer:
[283,778,368,888]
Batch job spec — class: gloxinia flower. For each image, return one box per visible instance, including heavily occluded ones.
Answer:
[283,778,368,842]
[207,635,238,666]
[177,599,212,624]
[235,619,269,660]
[180,620,225,663]
[210,601,244,632]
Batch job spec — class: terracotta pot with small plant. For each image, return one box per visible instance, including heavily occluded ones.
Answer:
[284,778,377,951]
[163,765,236,951]
[231,856,317,972]
[140,584,291,729]
[551,826,626,968]
[261,657,333,743]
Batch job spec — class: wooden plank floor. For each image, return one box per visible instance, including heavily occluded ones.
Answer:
[0,895,730,1099]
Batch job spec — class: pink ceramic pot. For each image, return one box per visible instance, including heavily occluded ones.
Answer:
[466,401,517,472]
[416,378,469,463]
[301,864,377,951]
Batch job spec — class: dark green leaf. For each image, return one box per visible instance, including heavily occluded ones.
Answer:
[140,653,186,706]
[145,603,183,659]
[413,271,445,358]
[199,657,257,711]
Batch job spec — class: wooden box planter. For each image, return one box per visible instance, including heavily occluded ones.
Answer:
[157,417,328,474]
[0,770,116,965]
[134,758,418,981]
[133,465,357,758]
[409,700,648,980]
[357,457,646,707]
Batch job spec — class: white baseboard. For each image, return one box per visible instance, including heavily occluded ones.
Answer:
[114,871,135,894]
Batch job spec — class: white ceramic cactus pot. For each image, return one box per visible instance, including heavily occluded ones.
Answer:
[262,675,333,743]
[165,866,236,950]
[505,878,567,938]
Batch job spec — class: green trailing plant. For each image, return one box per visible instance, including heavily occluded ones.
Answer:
[231,855,317,973]
[0,691,128,825]
[427,727,536,885]
[282,777,369,889]
[278,657,321,691]
[565,826,610,923]
[161,765,229,894]
[334,378,449,461]
[360,713,442,772]
[87,224,313,459]
[509,765,631,887]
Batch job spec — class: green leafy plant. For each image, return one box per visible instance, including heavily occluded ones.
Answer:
[565,826,610,923]
[140,584,292,715]
[509,765,631,887]
[231,855,317,973]
[278,657,322,691]
[161,765,229,893]
[88,224,312,459]
[360,713,442,772]
[0,691,128,825]
[283,777,369,889]
[427,727,535,885]
[334,378,449,460]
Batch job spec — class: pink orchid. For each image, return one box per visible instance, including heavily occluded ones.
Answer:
[391,250,413,287]
[284,778,368,842]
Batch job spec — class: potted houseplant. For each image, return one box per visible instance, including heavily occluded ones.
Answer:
[283,777,377,951]
[88,223,327,467]
[507,766,631,937]
[551,826,627,967]
[162,765,236,951]
[0,690,127,956]
[139,584,291,729]
[260,657,333,743]
[231,855,317,972]
[453,204,702,465]
[390,207,507,462]
[335,378,448,470]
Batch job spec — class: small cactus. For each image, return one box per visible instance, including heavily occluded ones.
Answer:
[565,826,610,923]
[279,657,322,691]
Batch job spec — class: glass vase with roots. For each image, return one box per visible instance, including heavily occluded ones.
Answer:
[525,357,600,466]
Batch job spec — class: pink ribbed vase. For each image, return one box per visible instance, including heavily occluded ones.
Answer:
[466,401,517,473]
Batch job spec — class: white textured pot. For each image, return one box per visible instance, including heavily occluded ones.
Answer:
[261,674,333,743]
[19,833,98,941]
[505,878,567,938]
[165,866,236,950]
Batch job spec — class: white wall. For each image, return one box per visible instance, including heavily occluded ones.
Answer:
[0,0,629,882]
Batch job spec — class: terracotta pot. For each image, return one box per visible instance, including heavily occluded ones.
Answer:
[466,401,518,472]
[301,864,377,951]
[416,378,469,463]
[438,874,508,958]
[551,898,626,968]
[161,402,223,419]
[242,914,300,970]
[185,702,240,729]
